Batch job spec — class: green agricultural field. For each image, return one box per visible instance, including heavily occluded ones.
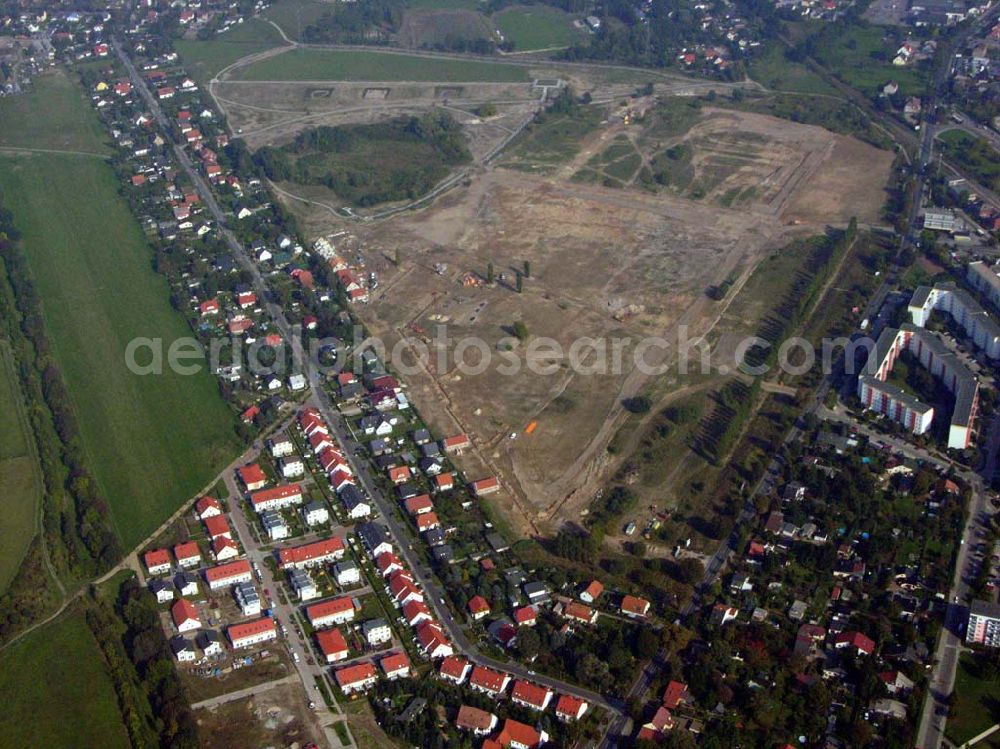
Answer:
[407,0,482,8]
[264,0,334,40]
[493,5,585,51]
[0,70,109,154]
[175,18,286,83]
[0,152,240,549]
[746,44,837,96]
[0,341,42,593]
[0,611,131,749]
[235,47,531,81]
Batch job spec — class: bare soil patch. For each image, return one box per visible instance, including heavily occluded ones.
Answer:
[195,681,324,749]
[274,105,892,534]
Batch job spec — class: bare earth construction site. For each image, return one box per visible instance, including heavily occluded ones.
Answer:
[211,44,895,535]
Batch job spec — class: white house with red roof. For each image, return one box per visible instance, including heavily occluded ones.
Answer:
[238,463,268,491]
[199,299,220,316]
[470,477,500,497]
[335,662,378,694]
[620,595,650,618]
[438,656,471,684]
[432,473,454,492]
[307,596,356,628]
[171,599,201,633]
[204,514,231,541]
[404,494,434,515]
[195,496,222,519]
[469,665,511,697]
[376,552,403,578]
[563,601,597,625]
[278,537,345,569]
[511,680,553,711]
[494,718,548,749]
[250,484,303,513]
[555,694,588,721]
[416,621,453,659]
[144,548,172,576]
[441,434,471,454]
[513,606,537,627]
[833,630,875,656]
[415,512,441,533]
[403,600,433,627]
[468,595,491,620]
[174,541,201,568]
[228,616,277,649]
[580,580,604,603]
[316,628,349,663]
[380,651,411,680]
[212,536,240,562]
[204,559,252,590]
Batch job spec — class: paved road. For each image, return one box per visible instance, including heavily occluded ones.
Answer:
[915,411,1000,749]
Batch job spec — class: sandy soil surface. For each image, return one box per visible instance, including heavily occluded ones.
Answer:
[195,681,324,749]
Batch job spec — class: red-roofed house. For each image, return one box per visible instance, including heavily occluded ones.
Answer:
[564,601,597,625]
[307,596,356,628]
[833,630,876,656]
[238,463,268,491]
[174,541,201,568]
[403,599,433,627]
[376,552,403,578]
[204,559,252,590]
[278,537,345,569]
[171,599,200,632]
[439,656,471,684]
[580,580,604,603]
[470,477,500,497]
[662,680,690,710]
[513,606,537,627]
[228,617,277,649]
[405,494,434,515]
[456,705,497,735]
[388,466,411,485]
[468,595,491,620]
[380,651,410,680]
[336,662,378,694]
[144,548,171,575]
[212,536,240,562]
[555,694,588,721]
[637,706,674,742]
[316,628,349,663]
[250,484,304,513]
[511,681,553,711]
[415,512,441,533]
[620,595,650,618]
[442,434,471,453]
[237,289,257,309]
[494,718,548,749]
[204,514,231,541]
[416,621,453,659]
[433,473,454,492]
[195,496,222,519]
[469,666,511,696]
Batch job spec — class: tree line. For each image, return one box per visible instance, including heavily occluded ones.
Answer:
[87,579,199,748]
[0,196,122,644]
